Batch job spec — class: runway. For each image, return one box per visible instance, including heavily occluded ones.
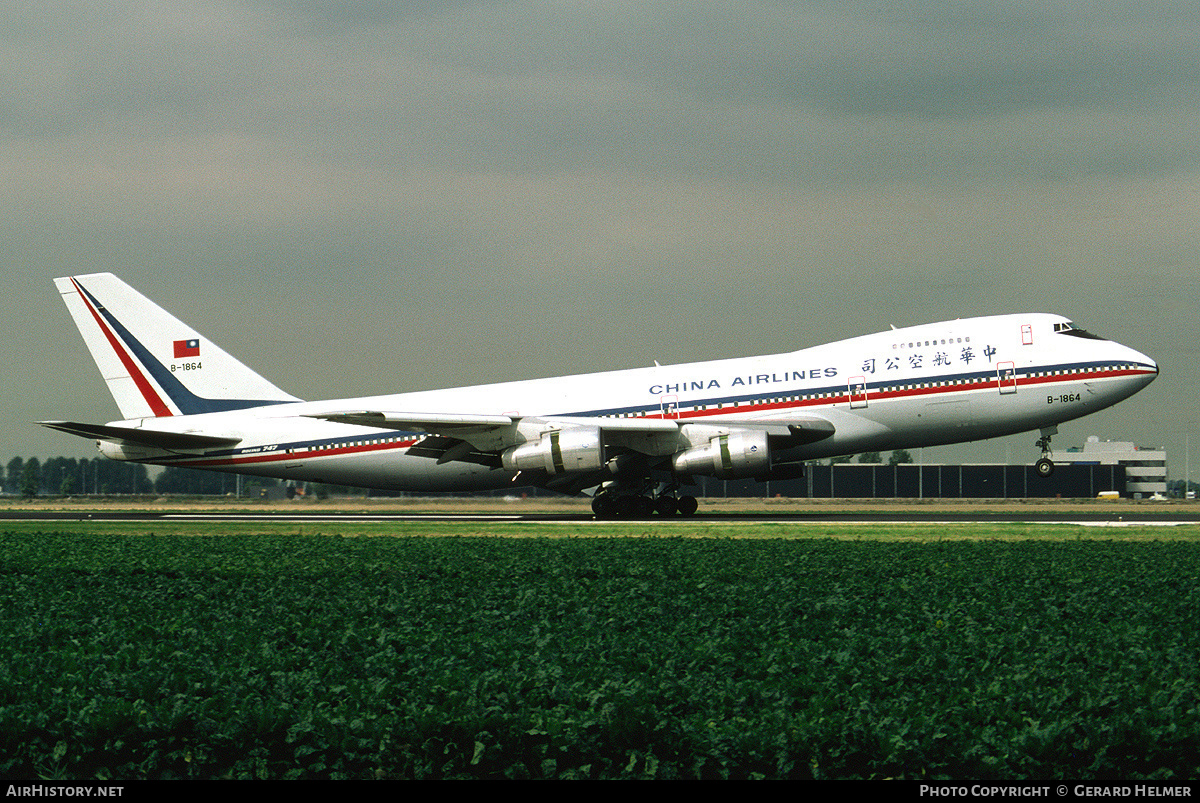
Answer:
[5,509,1200,525]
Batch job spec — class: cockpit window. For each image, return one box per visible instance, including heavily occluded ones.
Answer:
[1053,321,1106,340]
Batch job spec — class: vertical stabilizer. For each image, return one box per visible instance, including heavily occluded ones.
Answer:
[55,273,301,419]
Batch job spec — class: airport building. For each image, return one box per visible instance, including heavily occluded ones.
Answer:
[1055,436,1167,498]
[697,463,1128,500]
[692,436,1167,499]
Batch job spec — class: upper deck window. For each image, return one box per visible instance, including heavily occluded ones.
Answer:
[1053,321,1106,340]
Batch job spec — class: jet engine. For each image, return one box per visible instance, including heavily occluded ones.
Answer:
[671,430,772,479]
[502,427,605,475]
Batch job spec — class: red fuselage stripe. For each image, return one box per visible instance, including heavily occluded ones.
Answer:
[72,278,172,418]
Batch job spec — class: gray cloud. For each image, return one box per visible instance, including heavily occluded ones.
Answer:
[4,0,1196,469]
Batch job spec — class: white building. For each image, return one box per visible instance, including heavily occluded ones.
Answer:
[1059,436,1167,498]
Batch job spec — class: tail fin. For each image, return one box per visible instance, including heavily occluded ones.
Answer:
[56,273,301,419]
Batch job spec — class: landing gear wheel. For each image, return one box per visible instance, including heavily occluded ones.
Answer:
[654,496,678,516]
[591,493,617,518]
[634,496,655,518]
[1035,458,1055,478]
[676,495,698,517]
[616,495,640,518]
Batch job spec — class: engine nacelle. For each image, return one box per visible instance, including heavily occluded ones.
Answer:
[672,430,772,479]
[502,427,605,475]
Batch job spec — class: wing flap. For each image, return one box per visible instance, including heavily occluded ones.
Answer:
[404,434,503,468]
[680,416,836,442]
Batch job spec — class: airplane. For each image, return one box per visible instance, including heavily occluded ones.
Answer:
[42,273,1158,517]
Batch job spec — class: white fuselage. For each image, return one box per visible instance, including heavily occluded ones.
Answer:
[108,313,1157,492]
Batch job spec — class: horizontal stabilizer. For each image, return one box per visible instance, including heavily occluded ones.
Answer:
[40,420,242,450]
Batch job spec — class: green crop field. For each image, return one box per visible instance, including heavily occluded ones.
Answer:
[1,519,1198,779]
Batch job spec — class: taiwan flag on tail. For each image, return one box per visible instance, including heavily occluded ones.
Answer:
[173,338,200,358]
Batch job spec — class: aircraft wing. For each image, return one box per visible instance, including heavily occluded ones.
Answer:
[310,411,517,431]
[306,410,835,459]
[305,411,520,453]
[40,420,243,450]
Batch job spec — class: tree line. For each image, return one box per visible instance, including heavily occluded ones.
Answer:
[3,456,279,497]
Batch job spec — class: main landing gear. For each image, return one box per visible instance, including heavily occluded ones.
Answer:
[1034,425,1057,478]
[591,491,698,519]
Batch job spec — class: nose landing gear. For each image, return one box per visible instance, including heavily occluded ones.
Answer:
[1034,426,1058,478]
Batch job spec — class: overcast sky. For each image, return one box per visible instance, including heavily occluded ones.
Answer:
[4,0,1197,476]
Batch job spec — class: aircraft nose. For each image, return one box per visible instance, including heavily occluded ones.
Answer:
[1137,349,1157,375]
[1125,346,1158,386]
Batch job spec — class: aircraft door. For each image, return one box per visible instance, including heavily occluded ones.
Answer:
[1021,324,1033,345]
[849,376,868,409]
[997,361,1017,394]
[660,395,680,419]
